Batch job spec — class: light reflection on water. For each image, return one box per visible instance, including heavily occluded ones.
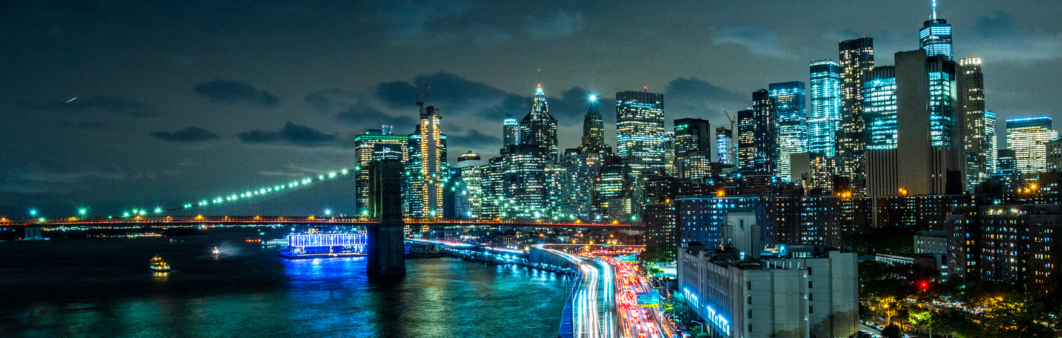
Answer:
[0,236,570,338]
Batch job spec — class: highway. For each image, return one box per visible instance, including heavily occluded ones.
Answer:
[601,256,676,338]
[550,250,619,338]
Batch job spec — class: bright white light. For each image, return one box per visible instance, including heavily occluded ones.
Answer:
[324,209,332,216]
[589,94,597,101]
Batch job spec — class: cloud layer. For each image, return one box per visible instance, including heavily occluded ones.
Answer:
[193,80,281,107]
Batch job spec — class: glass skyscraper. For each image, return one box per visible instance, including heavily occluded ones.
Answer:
[616,90,666,171]
[581,95,605,153]
[862,66,897,150]
[959,57,989,187]
[927,55,956,148]
[503,113,518,149]
[1006,116,1058,174]
[985,111,997,174]
[809,60,842,157]
[749,89,777,176]
[837,37,874,181]
[716,127,734,165]
[519,84,559,162]
[920,1,953,60]
[770,81,807,182]
[737,109,756,172]
[404,106,448,217]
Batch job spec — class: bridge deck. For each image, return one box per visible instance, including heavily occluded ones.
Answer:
[1,216,640,229]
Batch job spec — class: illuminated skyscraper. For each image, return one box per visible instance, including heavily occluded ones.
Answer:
[748,89,777,176]
[561,149,598,219]
[581,95,606,153]
[1006,117,1058,174]
[770,81,807,182]
[737,109,756,171]
[863,66,897,150]
[616,90,666,171]
[502,145,549,218]
[837,37,874,182]
[503,113,519,149]
[985,111,997,174]
[404,106,448,217]
[959,57,988,188]
[920,0,953,60]
[716,127,734,166]
[593,154,634,220]
[354,126,409,215]
[809,60,842,157]
[673,118,711,180]
[519,84,559,162]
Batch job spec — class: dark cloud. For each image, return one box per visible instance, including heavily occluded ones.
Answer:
[193,79,280,107]
[151,126,221,143]
[976,11,1019,38]
[24,95,159,117]
[446,129,502,149]
[335,103,415,128]
[238,122,337,147]
[57,121,110,130]
[713,26,791,58]
[0,161,125,194]
[375,1,472,47]
[523,10,584,40]
[664,77,749,124]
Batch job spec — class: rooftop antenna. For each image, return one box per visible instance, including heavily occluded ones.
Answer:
[416,86,432,114]
[931,0,938,20]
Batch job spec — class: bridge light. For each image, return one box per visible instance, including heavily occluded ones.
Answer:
[324,209,331,216]
[123,212,130,217]
[29,209,37,217]
[155,208,162,214]
[79,208,87,216]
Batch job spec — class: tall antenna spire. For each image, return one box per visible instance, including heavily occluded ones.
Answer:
[931,0,938,20]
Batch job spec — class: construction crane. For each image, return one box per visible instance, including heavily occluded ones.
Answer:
[722,109,735,132]
[416,86,432,114]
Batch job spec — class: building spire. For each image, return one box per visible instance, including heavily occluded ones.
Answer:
[931,0,937,20]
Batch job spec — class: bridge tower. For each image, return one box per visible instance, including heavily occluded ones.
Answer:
[366,159,406,276]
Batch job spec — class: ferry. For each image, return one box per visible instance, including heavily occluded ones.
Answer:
[150,256,171,272]
[212,247,220,256]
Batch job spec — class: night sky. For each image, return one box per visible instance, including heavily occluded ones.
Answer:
[3,0,1061,216]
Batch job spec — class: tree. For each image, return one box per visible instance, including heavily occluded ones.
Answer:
[880,324,902,338]
[908,311,933,337]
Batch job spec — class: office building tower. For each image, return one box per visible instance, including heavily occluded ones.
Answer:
[809,60,843,157]
[866,51,961,197]
[593,154,634,220]
[959,57,989,188]
[863,67,898,150]
[986,111,998,174]
[674,118,711,156]
[737,109,756,171]
[663,131,676,175]
[1006,117,1058,174]
[502,145,549,218]
[455,151,484,218]
[581,95,606,153]
[616,90,666,171]
[920,0,953,60]
[354,127,409,215]
[716,127,734,166]
[791,152,834,193]
[771,81,808,182]
[750,89,777,175]
[503,113,519,149]
[404,106,448,217]
[519,84,559,162]
[996,149,1016,176]
[562,149,598,219]
[837,37,874,182]
[545,164,569,218]
[1048,139,1062,172]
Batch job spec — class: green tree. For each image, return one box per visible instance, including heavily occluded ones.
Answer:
[880,324,902,338]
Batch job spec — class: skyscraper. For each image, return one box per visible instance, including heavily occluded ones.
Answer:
[809,60,843,157]
[581,95,606,153]
[561,148,597,219]
[519,84,559,162]
[837,37,874,183]
[404,106,448,217]
[985,111,998,174]
[750,89,777,176]
[959,57,988,188]
[770,81,807,182]
[616,90,666,171]
[673,118,712,180]
[716,126,734,166]
[737,109,756,171]
[863,66,897,150]
[503,113,519,149]
[920,0,953,60]
[866,50,960,197]
[354,126,409,215]
[502,145,549,218]
[1006,117,1058,174]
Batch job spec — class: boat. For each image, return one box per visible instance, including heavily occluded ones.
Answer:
[150,256,171,272]
[212,247,220,256]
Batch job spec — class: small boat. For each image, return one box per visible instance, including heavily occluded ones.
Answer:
[150,256,171,272]
[212,247,220,256]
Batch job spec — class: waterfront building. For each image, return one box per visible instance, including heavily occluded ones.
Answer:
[1006,116,1058,175]
[404,106,448,217]
[771,82,808,183]
[455,151,484,218]
[519,85,559,162]
[616,90,666,171]
[581,95,606,153]
[809,60,842,157]
[837,37,874,185]
[717,127,734,166]
[353,126,409,214]
[737,109,756,172]
[959,57,990,189]
[678,214,859,338]
[920,1,953,60]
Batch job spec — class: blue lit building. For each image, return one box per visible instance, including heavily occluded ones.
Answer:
[862,66,897,150]
[770,82,807,182]
[920,1,953,60]
[928,55,957,148]
[809,60,842,157]
[716,126,734,166]
[616,90,666,171]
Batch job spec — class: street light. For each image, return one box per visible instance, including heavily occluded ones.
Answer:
[691,320,705,334]
[78,208,87,216]
[324,209,332,216]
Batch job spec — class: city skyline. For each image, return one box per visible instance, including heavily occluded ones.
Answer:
[5,0,1062,214]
